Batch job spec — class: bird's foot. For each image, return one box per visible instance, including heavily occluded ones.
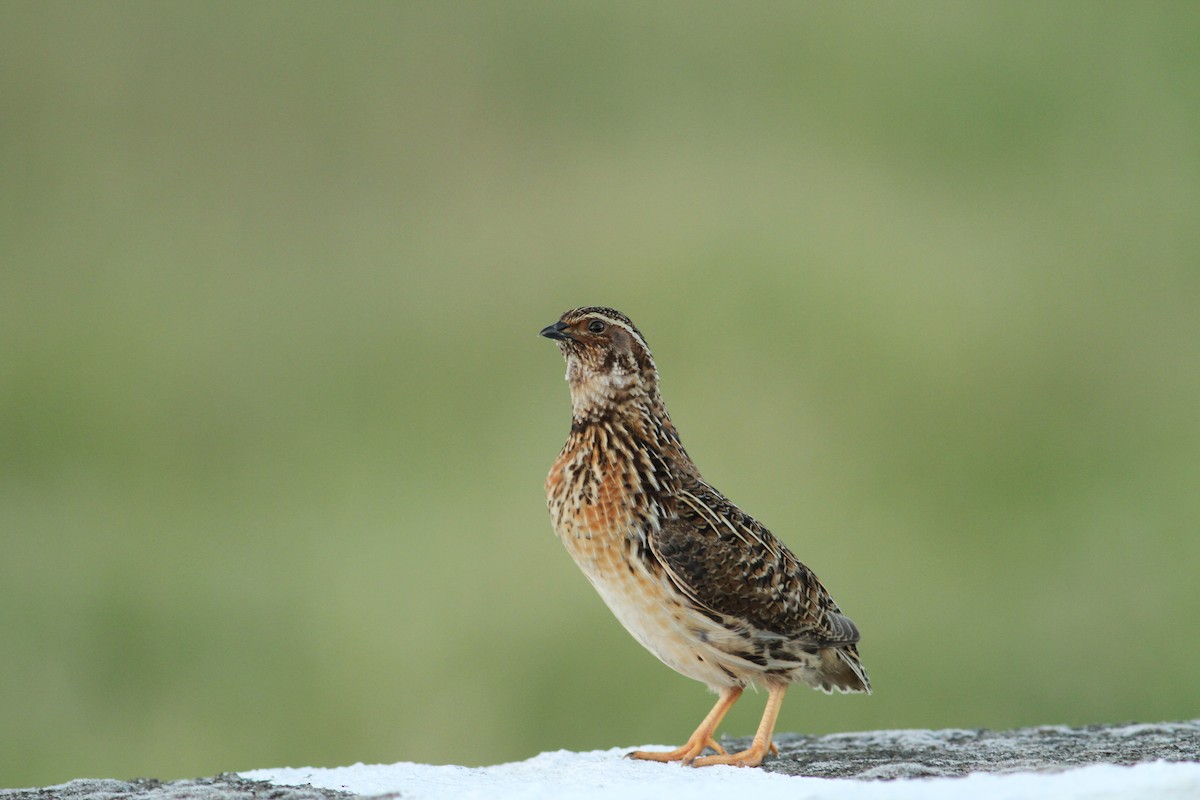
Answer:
[627,735,726,764]
[690,738,776,768]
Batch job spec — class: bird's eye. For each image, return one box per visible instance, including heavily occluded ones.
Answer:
[587,320,606,334]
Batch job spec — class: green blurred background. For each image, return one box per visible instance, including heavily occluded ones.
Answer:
[3,1,1198,788]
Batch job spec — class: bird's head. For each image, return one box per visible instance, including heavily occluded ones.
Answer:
[540,306,660,415]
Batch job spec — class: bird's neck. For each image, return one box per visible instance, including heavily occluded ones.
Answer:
[568,374,698,480]
[568,368,653,422]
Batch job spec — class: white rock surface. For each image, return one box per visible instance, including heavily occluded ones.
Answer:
[245,748,1200,800]
[5,722,1197,799]
[244,720,1200,800]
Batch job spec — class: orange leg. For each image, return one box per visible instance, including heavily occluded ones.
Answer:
[692,683,787,767]
[628,686,743,765]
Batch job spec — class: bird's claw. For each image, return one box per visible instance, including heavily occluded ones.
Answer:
[628,736,726,764]
[690,739,776,768]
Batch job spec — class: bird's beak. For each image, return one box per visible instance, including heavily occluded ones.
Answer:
[540,320,575,342]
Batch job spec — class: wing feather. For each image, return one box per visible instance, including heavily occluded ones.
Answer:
[648,480,859,648]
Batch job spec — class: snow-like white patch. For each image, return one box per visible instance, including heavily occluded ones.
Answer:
[242,746,1200,800]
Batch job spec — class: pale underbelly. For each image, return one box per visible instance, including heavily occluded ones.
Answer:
[560,529,765,689]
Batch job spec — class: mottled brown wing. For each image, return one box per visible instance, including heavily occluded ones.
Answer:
[648,480,860,647]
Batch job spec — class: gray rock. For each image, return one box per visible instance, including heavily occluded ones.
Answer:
[4,720,1197,797]
[752,719,1200,779]
[0,774,356,800]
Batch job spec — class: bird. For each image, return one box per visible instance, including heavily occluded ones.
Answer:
[541,306,869,768]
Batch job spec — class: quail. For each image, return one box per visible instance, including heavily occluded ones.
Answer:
[542,307,869,768]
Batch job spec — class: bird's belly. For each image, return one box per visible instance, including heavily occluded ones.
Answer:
[558,522,754,689]
[547,453,762,688]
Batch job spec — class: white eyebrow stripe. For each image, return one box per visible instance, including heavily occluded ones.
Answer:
[581,311,651,352]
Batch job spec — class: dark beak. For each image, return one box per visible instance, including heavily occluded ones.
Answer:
[540,320,575,342]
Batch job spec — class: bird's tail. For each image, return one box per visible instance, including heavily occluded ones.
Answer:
[818,644,872,694]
